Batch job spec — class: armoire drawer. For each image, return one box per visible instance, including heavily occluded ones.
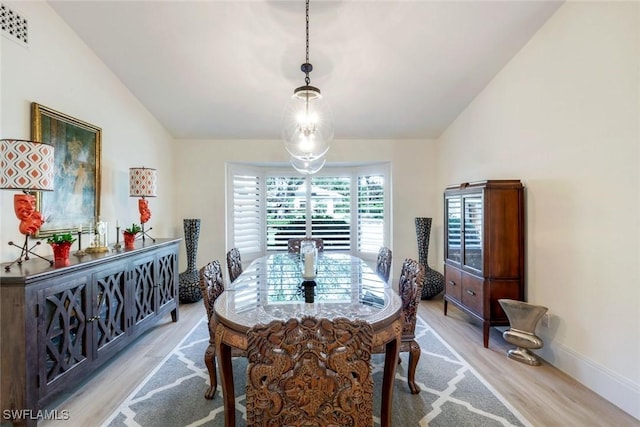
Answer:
[461,273,484,315]
[444,266,462,301]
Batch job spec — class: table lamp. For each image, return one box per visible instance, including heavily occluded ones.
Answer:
[0,139,55,271]
[129,167,157,243]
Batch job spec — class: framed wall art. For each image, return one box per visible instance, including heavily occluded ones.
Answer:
[31,102,102,237]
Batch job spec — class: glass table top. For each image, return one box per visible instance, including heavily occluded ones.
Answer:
[214,253,401,329]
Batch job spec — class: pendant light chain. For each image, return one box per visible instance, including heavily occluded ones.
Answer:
[283,0,332,172]
[304,0,311,86]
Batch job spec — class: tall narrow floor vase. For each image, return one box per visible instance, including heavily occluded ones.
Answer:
[415,217,445,299]
[179,218,202,303]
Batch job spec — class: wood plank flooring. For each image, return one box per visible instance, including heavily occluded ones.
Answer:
[41,296,637,427]
[418,296,638,427]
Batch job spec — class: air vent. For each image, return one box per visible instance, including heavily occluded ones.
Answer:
[1,3,28,46]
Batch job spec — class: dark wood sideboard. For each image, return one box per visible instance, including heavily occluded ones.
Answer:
[0,238,180,426]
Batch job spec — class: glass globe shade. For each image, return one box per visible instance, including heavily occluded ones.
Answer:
[282,86,333,161]
[290,154,326,175]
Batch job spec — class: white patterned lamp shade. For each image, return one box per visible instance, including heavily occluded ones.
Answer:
[0,139,54,191]
[129,167,157,197]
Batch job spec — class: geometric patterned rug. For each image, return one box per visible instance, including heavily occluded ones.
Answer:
[103,314,531,427]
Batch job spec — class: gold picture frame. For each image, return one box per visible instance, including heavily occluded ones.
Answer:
[31,102,102,238]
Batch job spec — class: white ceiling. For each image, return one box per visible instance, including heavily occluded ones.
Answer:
[48,0,563,140]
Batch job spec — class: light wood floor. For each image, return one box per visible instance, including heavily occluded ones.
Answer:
[42,296,637,427]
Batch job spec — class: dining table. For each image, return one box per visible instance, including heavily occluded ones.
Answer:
[213,252,403,427]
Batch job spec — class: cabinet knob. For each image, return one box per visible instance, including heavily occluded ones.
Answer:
[448,280,456,286]
[466,289,475,296]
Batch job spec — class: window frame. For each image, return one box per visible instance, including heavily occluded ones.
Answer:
[226,162,391,263]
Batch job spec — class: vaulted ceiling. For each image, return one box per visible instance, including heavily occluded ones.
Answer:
[49,0,563,140]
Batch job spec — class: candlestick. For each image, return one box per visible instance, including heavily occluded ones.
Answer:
[74,231,86,256]
[302,280,316,303]
[113,226,122,251]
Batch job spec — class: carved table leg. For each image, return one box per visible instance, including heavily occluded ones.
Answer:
[380,320,401,427]
[203,337,217,399]
[407,339,421,394]
[215,324,236,427]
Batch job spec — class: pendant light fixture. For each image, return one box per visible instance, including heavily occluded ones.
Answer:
[282,0,333,172]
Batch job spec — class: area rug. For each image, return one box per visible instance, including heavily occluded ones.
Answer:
[103,314,530,427]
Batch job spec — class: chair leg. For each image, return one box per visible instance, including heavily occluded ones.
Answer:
[407,340,421,394]
[203,339,218,399]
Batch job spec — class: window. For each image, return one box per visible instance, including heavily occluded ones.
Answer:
[230,171,263,255]
[227,163,390,261]
[357,174,385,253]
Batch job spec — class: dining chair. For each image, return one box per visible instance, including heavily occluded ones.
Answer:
[376,246,393,283]
[287,237,324,253]
[374,257,425,394]
[226,247,243,283]
[197,260,233,399]
[245,316,374,426]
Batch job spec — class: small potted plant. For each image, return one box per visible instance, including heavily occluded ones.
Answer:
[47,232,77,267]
[123,223,142,249]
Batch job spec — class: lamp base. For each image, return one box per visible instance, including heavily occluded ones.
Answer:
[5,235,54,271]
[138,223,156,243]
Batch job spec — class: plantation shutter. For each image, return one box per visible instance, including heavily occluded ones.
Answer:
[310,175,351,251]
[231,172,262,257]
[265,175,306,251]
[357,174,385,254]
[228,163,389,260]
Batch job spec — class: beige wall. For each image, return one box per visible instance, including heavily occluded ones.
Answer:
[436,2,639,418]
[0,1,177,259]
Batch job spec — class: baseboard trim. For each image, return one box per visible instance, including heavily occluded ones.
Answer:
[537,341,640,420]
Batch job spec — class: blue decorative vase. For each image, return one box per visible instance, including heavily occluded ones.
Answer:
[179,218,202,303]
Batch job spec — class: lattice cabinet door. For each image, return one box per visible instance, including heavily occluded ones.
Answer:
[37,271,91,397]
[93,265,128,360]
[156,248,178,318]
[131,253,157,330]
